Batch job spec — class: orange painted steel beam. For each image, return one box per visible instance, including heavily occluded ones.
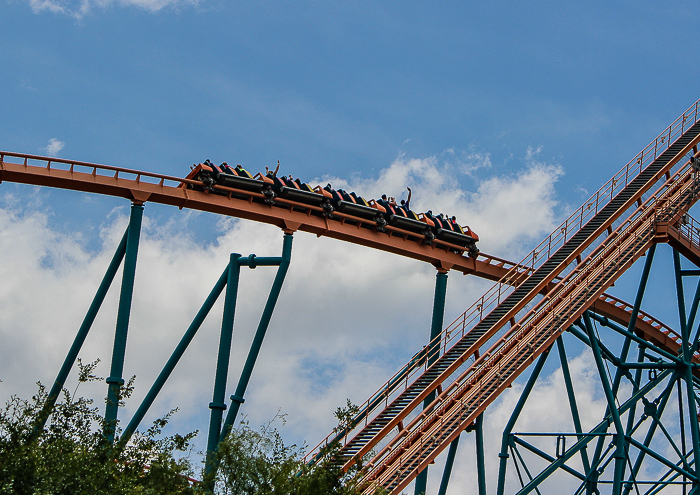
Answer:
[0,151,520,282]
[655,216,700,268]
[358,158,700,494]
[343,151,700,478]
[592,293,693,359]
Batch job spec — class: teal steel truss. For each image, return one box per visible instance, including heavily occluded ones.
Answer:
[39,202,293,484]
[493,244,700,495]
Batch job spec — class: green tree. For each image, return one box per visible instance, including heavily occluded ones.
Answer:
[211,413,364,495]
[0,364,380,494]
[0,360,196,495]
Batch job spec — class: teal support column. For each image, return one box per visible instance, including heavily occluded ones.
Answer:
[590,244,655,483]
[105,203,144,443]
[415,269,448,495]
[674,249,700,492]
[556,337,592,483]
[120,266,230,444]
[496,347,551,495]
[476,412,487,495]
[622,372,678,494]
[436,434,460,495]
[35,227,128,435]
[206,254,241,468]
[582,312,627,495]
[218,234,293,443]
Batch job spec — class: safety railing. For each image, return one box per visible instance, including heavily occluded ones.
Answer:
[360,151,700,491]
[677,210,700,249]
[302,98,700,464]
[0,151,196,189]
[1,151,504,264]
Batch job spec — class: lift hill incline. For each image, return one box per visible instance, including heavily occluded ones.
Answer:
[2,101,700,494]
[302,100,700,494]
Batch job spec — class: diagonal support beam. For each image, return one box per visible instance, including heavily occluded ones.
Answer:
[496,346,551,495]
[34,226,129,436]
[120,265,230,444]
[218,234,293,442]
[583,311,629,495]
[519,368,672,495]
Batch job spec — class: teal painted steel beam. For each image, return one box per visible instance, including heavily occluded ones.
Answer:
[496,347,551,495]
[582,311,628,495]
[510,443,541,494]
[587,245,655,488]
[218,233,293,443]
[120,266,230,444]
[512,436,586,480]
[587,313,682,364]
[644,454,695,495]
[618,362,680,369]
[689,275,700,350]
[675,248,700,492]
[622,372,679,495]
[206,254,241,467]
[612,243,656,390]
[476,412,486,495]
[237,255,285,267]
[519,369,672,495]
[626,435,697,481]
[35,227,129,435]
[568,322,622,365]
[415,269,448,495]
[105,203,143,443]
[624,345,644,443]
[437,433,460,495]
[556,337,592,477]
[685,277,700,334]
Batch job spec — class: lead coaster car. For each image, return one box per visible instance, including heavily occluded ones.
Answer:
[435,227,479,256]
[425,212,479,256]
[327,188,388,231]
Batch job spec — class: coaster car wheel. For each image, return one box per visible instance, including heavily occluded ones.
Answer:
[375,214,387,232]
[322,199,335,218]
[201,175,215,191]
[263,185,276,205]
[468,244,479,257]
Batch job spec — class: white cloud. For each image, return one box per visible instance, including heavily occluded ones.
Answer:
[27,0,200,18]
[45,138,65,156]
[317,152,563,257]
[0,152,566,469]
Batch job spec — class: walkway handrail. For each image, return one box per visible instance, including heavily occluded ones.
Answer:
[358,143,700,493]
[301,99,700,465]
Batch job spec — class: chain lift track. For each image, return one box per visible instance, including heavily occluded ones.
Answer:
[2,99,700,494]
[298,99,700,493]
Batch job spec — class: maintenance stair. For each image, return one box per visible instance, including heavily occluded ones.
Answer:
[303,101,700,494]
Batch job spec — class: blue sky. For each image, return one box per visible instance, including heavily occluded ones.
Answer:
[3,1,699,187]
[2,1,700,491]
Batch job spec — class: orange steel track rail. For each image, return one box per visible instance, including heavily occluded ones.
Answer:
[0,153,688,388]
[2,149,699,494]
[0,151,522,282]
[354,144,700,494]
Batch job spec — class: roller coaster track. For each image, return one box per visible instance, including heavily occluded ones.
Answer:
[2,100,700,494]
[352,171,700,493]
[298,100,700,494]
[0,151,523,283]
